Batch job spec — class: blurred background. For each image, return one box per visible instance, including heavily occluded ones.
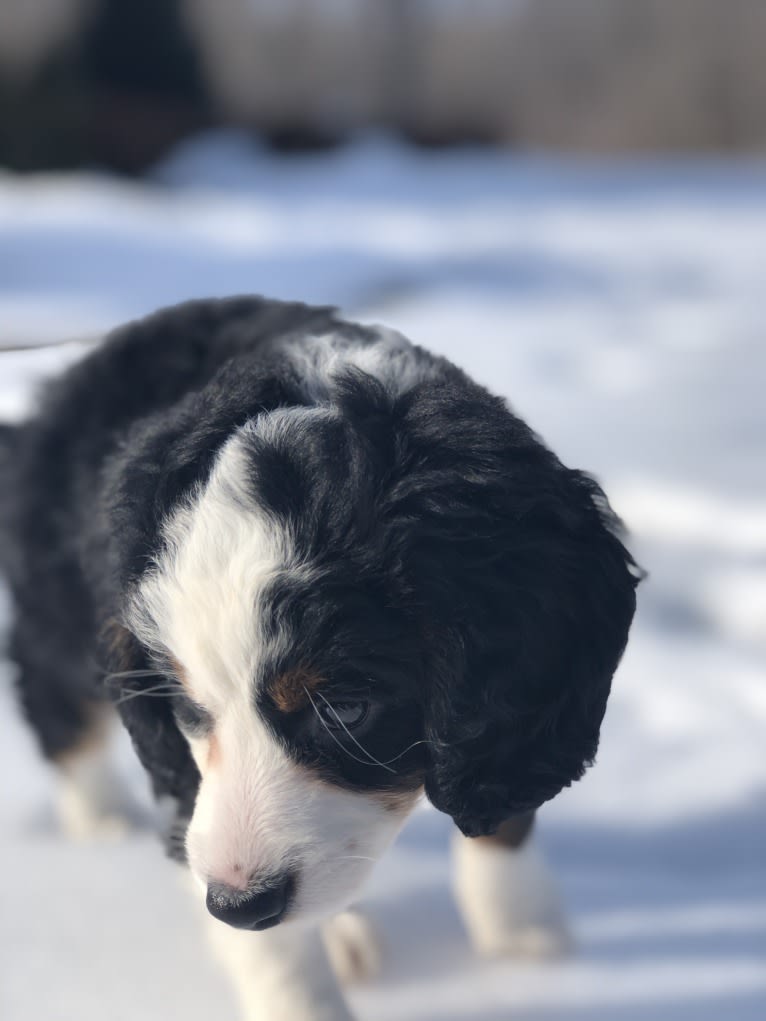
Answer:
[0,2,764,1020]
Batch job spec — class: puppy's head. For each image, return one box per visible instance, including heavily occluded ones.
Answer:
[112,362,638,929]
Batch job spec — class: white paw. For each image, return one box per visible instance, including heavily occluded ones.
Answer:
[322,909,383,984]
[452,832,573,960]
[62,815,133,842]
[472,918,572,960]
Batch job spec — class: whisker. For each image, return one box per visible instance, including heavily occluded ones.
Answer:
[103,666,185,707]
[379,738,429,765]
[304,688,396,774]
[313,689,397,775]
[113,691,181,706]
[112,684,185,706]
[103,668,167,686]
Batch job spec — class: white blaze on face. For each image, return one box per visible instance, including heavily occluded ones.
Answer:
[129,422,418,922]
[184,702,413,922]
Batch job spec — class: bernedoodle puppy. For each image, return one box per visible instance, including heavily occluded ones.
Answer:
[0,296,639,1020]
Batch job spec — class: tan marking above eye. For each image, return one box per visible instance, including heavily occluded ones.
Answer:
[207,733,221,769]
[168,655,189,689]
[101,618,138,672]
[271,667,325,713]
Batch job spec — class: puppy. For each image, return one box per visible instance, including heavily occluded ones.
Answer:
[0,297,638,1020]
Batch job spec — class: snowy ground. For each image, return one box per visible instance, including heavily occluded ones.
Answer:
[1,135,765,1020]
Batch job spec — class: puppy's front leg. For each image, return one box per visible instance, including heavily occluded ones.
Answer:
[206,913,356,1021]
[451,813,572,959]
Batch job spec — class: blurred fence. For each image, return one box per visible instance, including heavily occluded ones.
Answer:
[2,0,766,171]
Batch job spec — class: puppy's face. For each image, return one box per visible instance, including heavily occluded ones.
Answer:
[130,414,426,927]
[121,359,638,928]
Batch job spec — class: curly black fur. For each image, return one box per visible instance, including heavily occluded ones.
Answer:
[1,295,639,853]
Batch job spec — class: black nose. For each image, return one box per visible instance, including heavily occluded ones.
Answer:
[206,874,294,931]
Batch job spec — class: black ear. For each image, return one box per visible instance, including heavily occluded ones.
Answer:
[398,383,640,837]
[100,620,199,848]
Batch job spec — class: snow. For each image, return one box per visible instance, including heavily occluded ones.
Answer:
[1,133,764,1020]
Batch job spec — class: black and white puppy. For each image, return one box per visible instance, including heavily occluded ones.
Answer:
[0,297,638,1020]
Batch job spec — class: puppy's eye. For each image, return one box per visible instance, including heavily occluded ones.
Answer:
[317,699,369,731]
[173,693,213,737]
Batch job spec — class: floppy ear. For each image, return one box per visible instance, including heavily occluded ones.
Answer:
[398,383,639,837]
[100,619,199,853]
